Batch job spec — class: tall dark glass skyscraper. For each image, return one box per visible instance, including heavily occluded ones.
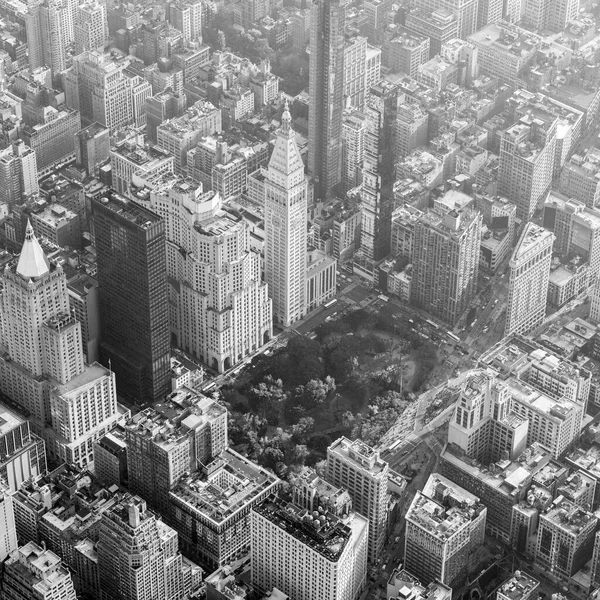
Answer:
[92,191,170,403]
[308,0,345,200]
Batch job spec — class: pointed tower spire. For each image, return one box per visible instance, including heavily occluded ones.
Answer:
[281,100,292,136]
[16,220,50,280]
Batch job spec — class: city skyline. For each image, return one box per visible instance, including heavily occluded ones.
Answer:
[2,1,600,599]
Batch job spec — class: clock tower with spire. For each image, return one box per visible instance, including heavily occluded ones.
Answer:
[264,101,308,326]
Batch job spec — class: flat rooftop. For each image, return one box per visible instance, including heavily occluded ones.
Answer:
[406,473,485,540]
[254,497,366,562]
[170,448,279,525]
[328,437,388,476]
[93,191,162,229]
[543,498,595,533]
[124,388,225,451]
[0,402,26,438]
[497,571,539,600]
[194,207,242,237]
[566,444,600,479]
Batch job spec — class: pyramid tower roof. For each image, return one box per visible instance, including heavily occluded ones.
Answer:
[16,220,50,280]
[267,100,305,183]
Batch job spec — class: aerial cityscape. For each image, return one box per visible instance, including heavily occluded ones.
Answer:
[2,0,600,599]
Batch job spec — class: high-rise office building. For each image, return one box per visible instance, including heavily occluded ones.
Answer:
[308,0,345,199]
[522,0,579,32]
[504,0,522,22]
[505,223,554,337]
[156,100,222,175]
[415,0,479,39]
[21,107,81,174]
[535,498,596,579]
[97,495,187,600]
[146,89,187,143]
[326,437,389,563]
[92,191,170,403]
[404,473,486,588]
[355,81,398,275]
[476,0,502,28]
[559,148,600,209]
[498,110,558,222]
[591,531,600,590]
[382,27,430,77]
[26,0,72,77]
[1,223,126,468]
[65,50,145,130]
[74,122,110,177]
[0,481,18,561]
[168,0,203,42]
[0,223,67,419]
[143,177,271,371]
[0,406,46,494]
[264,104,308,327]
[543,191,600,287]
[411,207,482,326]
[74,0,108,54]
[251,495,369,600]
[341,110,367,195]
[343,36,367,110]
[2,541,77,600]
[124,388,228,515]
[0,140,38,210]
[448,371,528,465]
[405,8,459,58]
[170,448,280,569]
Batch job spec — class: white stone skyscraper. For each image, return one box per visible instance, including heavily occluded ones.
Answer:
[505,223,554,337]
[264,103,308,326]
[144,176,272,372]
[0,222,127,468]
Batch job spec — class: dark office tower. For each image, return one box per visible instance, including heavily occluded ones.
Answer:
[357,81,398,266]
[92,191,170,403]
[308,0,345,200]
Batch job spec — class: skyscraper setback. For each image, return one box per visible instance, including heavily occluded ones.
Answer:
[309,0,345,200]
[92,191,171,403]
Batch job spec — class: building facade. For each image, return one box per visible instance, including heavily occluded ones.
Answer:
[264,105,308,326]
[92,191,171,403]
[505,223,554,337]
[308,0,345,199]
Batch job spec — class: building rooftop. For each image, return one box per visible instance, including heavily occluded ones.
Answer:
[0,401,26,439]
[124,387,225,451]
[94,191,162,229]
[542,497,595,534]
[406,473,485,540]
[170,448,279,525]
[468,21,540,58]
[253,497,366,562]
[566,443,600,480]
[159,100,220,135]
[442,442,552,499]
[328,437,388,476]
[497,571,539,600]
